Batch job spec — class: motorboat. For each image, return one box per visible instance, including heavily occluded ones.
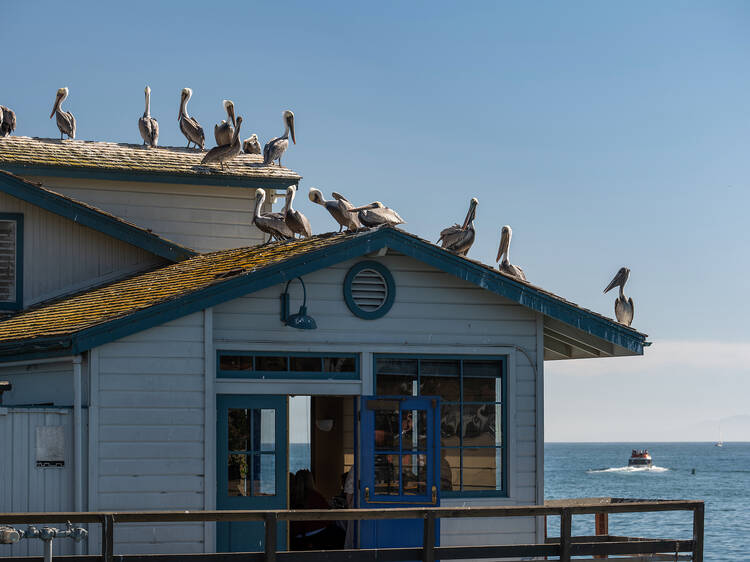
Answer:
[628,449,652,468]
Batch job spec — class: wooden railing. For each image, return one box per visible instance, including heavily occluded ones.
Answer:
[0,499,704,562]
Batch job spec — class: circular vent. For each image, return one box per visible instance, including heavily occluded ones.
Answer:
[344,261,395,319]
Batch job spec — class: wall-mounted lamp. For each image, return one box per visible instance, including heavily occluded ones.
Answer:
[280,277,317,330]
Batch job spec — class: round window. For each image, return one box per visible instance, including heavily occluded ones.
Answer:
[343,261,395,320]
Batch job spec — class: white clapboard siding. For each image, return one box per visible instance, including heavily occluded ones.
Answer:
[0,191,165,307]
[213,254,541,547]
[95,312,205,554]
[34,177,275,252]
[0,407,87,557]
[0,361,79,406]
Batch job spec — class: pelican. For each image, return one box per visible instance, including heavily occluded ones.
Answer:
[253,188,294,241]
[284,186,312,238]
[50,87,75,140]
[604,267,634,326]
[308,188,360,231]
[138,86,159,147]
[202,116,243,170]
[0,105,15,137]
[347,201,404,228]
[496,225,527,281]
[438,197,478,256]
[243,134,261,154]
[178,87,205,149]
[214,100,236,146]
[263,110,295,166]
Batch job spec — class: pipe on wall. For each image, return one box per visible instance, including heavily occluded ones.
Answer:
[72,355,83,555]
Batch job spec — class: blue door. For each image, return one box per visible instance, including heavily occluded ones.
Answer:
[216,395,288,552]
[360,396,440,549]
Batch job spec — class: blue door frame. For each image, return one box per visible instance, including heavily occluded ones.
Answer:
[216,395,288,552]
[359,396,440,549]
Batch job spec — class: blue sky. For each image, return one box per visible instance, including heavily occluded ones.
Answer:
[5,1,749,440]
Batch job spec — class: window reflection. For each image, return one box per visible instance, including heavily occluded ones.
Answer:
[376,358,418,376]
[374,454,399,495]
[374,409,399,450]
[228,409,249,451]
[256,356,288,371]
[462,448,501,491]
[324,356,356,372]
[376,374,417,396]
[463,376,501,402]
[421,375,459,401]
[228,454,249,496]
[402,454,427,495]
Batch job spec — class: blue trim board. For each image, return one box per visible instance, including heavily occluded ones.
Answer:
[0,171,196,262]
[1,164,300,191]
[0,227,646,362]
[0,212,23,311]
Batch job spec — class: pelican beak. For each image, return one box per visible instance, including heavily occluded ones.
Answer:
[496,232,508,263]
[50,94,61,118]
[289,115,296,144]
[229,104,236,127]
[179,92,186,120]
[349,202,377,212]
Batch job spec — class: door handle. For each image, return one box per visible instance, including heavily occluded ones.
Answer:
[364,486,370,502]
[431,485,437,505]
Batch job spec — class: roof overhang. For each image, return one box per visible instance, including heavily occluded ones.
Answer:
[0,227,647,362]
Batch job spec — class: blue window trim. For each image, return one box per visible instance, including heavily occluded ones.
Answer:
[217,351,360,381]
[0,212,23,311]
[343,260,396,320]
[373,353,508,498]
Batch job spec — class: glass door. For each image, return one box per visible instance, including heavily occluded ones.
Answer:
[216,395,288,552]
[359,396,440,549]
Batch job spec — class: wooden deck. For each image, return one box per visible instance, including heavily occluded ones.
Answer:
[0,498,703,562]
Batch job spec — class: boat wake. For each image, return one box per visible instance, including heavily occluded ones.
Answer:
[587,466,669,474]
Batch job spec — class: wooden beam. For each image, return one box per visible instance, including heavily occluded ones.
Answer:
[544,328,602,358]
[544,317,615,356]
[544,335,572,358]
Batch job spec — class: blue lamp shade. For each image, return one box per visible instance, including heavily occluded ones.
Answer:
[280,277,317,330]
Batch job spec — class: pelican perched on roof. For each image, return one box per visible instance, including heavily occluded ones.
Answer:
[604,267,634,326]
[263,110,295,166]
[496,225,526,281]
[214,100,236,146]
[438,197,478,256]
[243,134,261,154]
[347,201,404,228]
[50,87,75,140]
[253,188,294,241]
[202,116,243,170]
[308,189,360,232]
[284,186,312,238]
[178,88,205,150]
[0,105,16,137]
[138,86,159,147]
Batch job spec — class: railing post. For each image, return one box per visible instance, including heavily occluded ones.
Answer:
[264,513,277,562]
[692,503,704,562]
[559,508,572,562]
[422,511,435,562]
[101,514,114,562]
[595,512,608,559]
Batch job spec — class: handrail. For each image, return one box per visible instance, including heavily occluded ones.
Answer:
[0,500,704,562]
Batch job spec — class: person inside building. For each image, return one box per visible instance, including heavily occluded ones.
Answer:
[289,469,345,550]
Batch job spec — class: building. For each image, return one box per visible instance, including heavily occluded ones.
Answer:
[0,136,647,555]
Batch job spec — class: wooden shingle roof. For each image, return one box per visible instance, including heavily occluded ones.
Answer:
[0,136,301,188]
[0,227,647,360]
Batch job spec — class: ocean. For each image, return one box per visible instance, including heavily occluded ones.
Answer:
[290,442,749,560]
[545,442,750,561]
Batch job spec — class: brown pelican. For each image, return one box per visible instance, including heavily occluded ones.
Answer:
[178,88,205,149]
[138,86,159,147]
[263,110,295,166]
[438,197,478,256]
[253,188,294,241]
[347,201,404,228]
[0,105,16,137]
[284,186,312,238]
[243,134,261,154]
[50,87,75,140]
[496,225,527,281]
[202,116,243,170]
[308,188,360,231]
[213,100,236,146]
[604,267,634,326]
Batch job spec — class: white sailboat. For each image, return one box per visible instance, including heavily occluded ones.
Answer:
[715,421,724,448]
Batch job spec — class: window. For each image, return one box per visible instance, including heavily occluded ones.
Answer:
[217,352,359,380]
[227,408,277,496]
[375,355,506,497]
[0,213,22,310]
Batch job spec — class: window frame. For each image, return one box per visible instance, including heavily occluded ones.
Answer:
[216,351,360,381]
[373,353,508,498]
[0,213,23,311]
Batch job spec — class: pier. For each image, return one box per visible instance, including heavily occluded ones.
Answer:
[0,498,703,562]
